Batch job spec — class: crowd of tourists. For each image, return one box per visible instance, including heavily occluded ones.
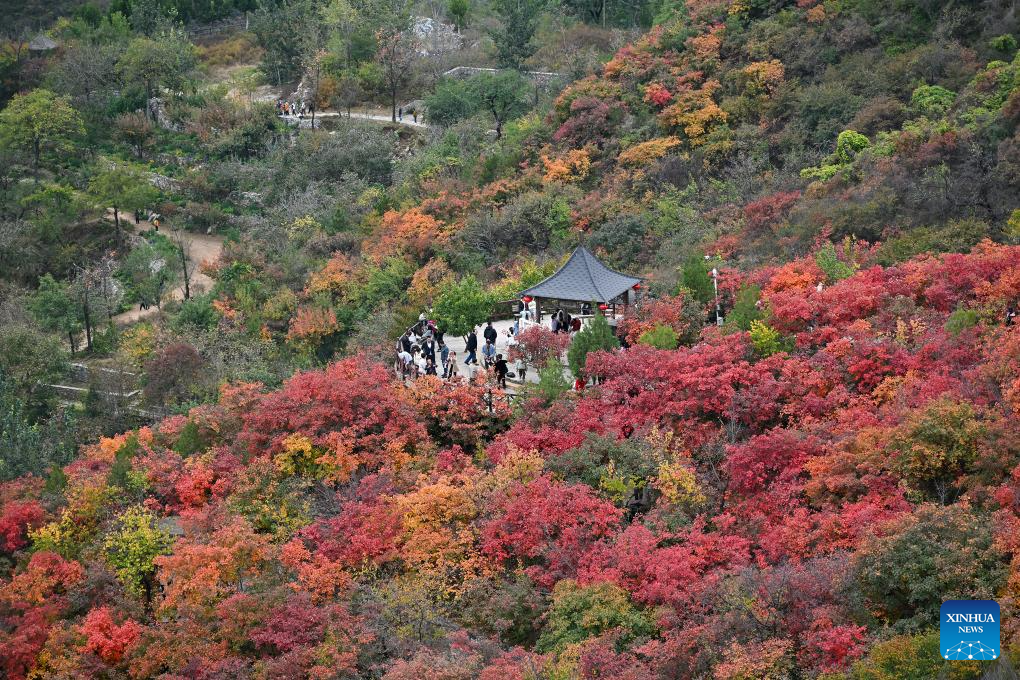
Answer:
[395,300,610,391]
[396,315,524,389]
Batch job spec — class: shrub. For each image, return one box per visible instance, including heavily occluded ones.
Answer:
[854,504,1007,632]
[103,505,173,597]
[849,630,982,680]
[536,580,654,653]
[725,284,763,332]
[748,320,782,358]
[568,313,620,378]
[680,253,714,304]
[835,129,870,163]
[510,326,570,366]
[910,84,957,117]
[533,358,571,404]
[945,306,980,335]
[815,242,854,283]
[638,324,679,349]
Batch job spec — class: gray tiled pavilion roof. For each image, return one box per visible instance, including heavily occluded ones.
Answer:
[29,34,58,51]
[521,247,642,304]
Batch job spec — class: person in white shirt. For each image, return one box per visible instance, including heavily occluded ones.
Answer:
[506,330,518,354]
[398,349,413,379]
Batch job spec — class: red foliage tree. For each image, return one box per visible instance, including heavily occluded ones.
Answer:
[482,475,622,588]
[508,326,570,366]
[80,606,142,664]
[0,552,84,679]
[744,190,801,235]
[0,500,45,552]
[239,356,428,478]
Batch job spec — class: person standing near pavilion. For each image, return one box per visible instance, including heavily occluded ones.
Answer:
[483,321,498,347]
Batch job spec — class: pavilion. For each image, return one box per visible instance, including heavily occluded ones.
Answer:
[520,246,642,324]
[28,34,58,52]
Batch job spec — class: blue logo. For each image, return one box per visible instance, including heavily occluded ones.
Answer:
[940,600,1000,661]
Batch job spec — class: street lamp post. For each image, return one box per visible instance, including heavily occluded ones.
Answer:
[712,267,722,326]
[704,255,723,326]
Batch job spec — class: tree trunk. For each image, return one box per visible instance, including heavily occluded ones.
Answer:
[68,331,76,355]
[179,241,191,300]
[113,206,122,249]
[391,83,397,122]
[82,294,93,351]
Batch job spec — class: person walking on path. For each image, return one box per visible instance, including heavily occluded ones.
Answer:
[439,341,450,377]
[465,329,478,365]
[493,354,509,389]
[483,321,498,347]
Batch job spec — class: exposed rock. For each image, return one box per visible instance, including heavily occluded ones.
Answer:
[147,97,184,132]
[412,16,462,56]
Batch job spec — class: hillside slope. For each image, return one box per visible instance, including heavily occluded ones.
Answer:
[4,1,1020,678]
[3,241,1020,678]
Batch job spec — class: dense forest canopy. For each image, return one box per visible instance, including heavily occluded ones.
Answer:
[1,0,1020,677]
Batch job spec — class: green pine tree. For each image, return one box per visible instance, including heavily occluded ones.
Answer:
[568,312,620,378]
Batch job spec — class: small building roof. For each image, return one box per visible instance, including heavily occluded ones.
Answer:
[522,247,641,304]
[28,34,58,51]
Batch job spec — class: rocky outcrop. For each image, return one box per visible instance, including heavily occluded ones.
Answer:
[147,97,184,132]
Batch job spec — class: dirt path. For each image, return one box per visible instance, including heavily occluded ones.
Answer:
[111,216,225,326]
[279,110,429,129]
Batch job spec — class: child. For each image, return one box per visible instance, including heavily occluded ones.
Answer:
[514,356,526,383]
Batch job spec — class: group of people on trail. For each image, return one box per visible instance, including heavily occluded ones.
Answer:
[397,317,448,380]
[277,98,313,118]
[463,321,520,388]
[550,308,582,335]
[397,107,418,124]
